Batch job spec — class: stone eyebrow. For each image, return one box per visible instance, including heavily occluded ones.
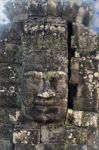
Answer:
[24,71,44,78]
[47,71,67,79]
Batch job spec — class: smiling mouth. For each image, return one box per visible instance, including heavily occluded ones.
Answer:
[33,97,59,106]
[24,97,67,123]
[32,105,66,123]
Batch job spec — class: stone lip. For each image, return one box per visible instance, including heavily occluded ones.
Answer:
[23,104,66,123]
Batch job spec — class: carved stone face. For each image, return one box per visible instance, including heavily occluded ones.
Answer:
[22,71,68,123]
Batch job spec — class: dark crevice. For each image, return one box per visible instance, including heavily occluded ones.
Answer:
[67,21,77,109]
[68,83,78,109]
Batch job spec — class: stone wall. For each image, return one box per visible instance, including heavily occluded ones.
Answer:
[0,0,99,150]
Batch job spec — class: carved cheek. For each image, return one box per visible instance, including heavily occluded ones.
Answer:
[23,79,44,107]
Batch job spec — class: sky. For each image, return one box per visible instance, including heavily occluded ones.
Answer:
[91,0,99,32]
[0,0,10,24]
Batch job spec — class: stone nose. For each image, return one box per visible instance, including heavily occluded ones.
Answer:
[37,89,56,98]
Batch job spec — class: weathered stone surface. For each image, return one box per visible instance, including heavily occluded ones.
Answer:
[0,1,98,150]
[14,144,99,150]
[41,124,98,146]
[65,145,98,150]
[0,63,21,83]
[13,0,28,22]
[66,109,98,128]
[0,95,19,108]
[23,20,45,53]
[0,139,12,150]
[0,43,19,63]
[0,63,21,108]
[73,97,98,112]
[22,49,68,72]
[0,23,21,45]
[36,144,66,150]
[0,81,20,108]
[63,1,93,25]
[15,144,36,150]
[0,124,13,139]
[70,57,99,111]
[15,144,86,150]
[47,0,63,17]
[45,54,68,72]
[22,71,68,94]
[15,144,60,150]
[0,108,21,124]
[87,146,98,150]
[28,0,47,17]
[22,20,68,72]
[13,126,40,144]
[72,23,98,56]
[22,52,46,72]
[41,123,66,143]
[8,0,93,24]
[22,71,67,122]
[63,2,78,22]
[66,128,98,146]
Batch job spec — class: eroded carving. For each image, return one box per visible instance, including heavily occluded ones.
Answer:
[22,71,68,122]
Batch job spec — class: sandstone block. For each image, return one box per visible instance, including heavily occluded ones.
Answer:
[13,126,40,145]
[73,97,98,112]
[41,125,98,146]
[41,123,66,143]
[66,127,98,146]
[66,109,98,128]
[70,57,99,111]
